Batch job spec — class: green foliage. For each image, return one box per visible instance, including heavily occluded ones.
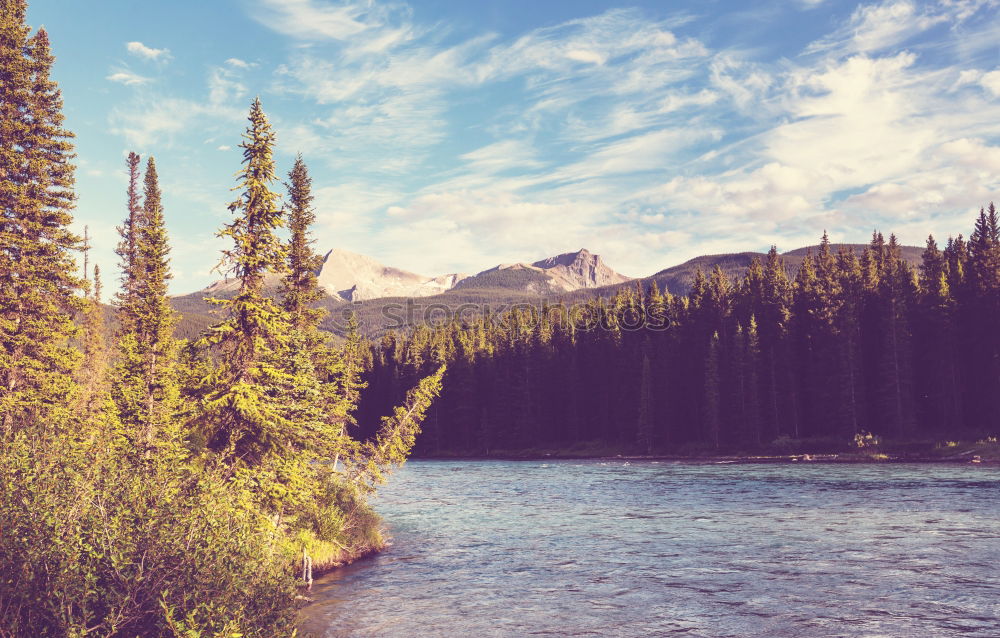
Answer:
[194,98,298,467]
[0,6,83,436]
[281,154,325,332]
[350,366,445,490]
[0,430,300,637]
[111,153,181,456]
[0,33,444,637]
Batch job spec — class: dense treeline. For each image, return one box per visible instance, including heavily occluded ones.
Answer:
[0,4,440,635]
[359,219,1000,456]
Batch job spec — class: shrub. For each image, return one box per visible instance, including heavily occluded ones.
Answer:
[0,431,299,637]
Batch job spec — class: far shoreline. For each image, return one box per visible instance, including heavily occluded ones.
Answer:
[410,452,999,465]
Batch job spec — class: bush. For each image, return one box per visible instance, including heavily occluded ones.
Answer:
[0,431,299,637]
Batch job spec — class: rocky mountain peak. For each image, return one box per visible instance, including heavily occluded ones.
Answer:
[530,248,630,291]
[531,248,593,270]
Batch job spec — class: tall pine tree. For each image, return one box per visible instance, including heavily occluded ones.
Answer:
[0,6,82,435]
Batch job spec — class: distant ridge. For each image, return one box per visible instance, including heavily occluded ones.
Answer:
[454,248,631,294]
[170,242,924,338]
[645,243,924,297]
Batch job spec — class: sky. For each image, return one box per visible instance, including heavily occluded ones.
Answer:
[23,0,1000,293]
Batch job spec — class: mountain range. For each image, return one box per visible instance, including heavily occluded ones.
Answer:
[171,243,923,338]
[187,248,631,302]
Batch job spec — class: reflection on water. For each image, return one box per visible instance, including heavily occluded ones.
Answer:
[298,461,1000,637]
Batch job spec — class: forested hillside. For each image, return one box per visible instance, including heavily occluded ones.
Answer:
[357,226,999,456]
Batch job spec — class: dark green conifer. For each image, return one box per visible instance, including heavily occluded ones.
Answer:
[281,154,325,333]
[115,151,143,334]
[636,341,654,454]
[0,8,83,435]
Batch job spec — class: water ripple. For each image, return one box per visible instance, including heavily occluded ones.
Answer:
[298,461,1000,638]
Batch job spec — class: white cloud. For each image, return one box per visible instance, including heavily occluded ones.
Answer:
[225,57,253,69]
[106,69,150,86]
[250,0,373,41]
[109,77,246,148]
[981,69,1000,96]
[565,49,605,65]
[266,6,715,187]
[372,188,619,275]
[553,127,722,187]
[208,67,248,106]
[805,1,934,55]
[804,0,997,57]
[459,140,544,175]
[109,60,253,148]
[709,55,773,110]
[126,41,171,61]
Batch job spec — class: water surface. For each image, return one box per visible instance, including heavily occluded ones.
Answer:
[299,460,1000,637]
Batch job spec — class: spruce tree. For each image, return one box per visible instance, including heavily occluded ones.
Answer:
[76,260,110,420]
[138,157,179,448]
[758,247,793,440]
[0,7,83,436]
[196,98,302,467]
[115,151,143,334]
[636,341,654,453]
[874,234,917,437]
[835,247,864,435]
[963,204,1000,430]
[742,316,762,446]
[914,235,961,434]
[110,155,181,455]
[281,154,324,332]
[703,332,722,449]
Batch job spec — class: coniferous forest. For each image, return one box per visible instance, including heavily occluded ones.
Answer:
[0,4,441,635]
[357,222,1000,457]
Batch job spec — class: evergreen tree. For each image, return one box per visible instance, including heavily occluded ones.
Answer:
[758,247,793,440]
[76,262,110,420]
[635,342,654,454]
[964,204,1000,430]
[110,155,181,455]
[0,7,83,436]
[115,151,143,334]
[914,235,960,433]
[195,98,298,467]
[834,247,864,435]
[872,234,917,436]
[281,154,324,333]
[138,157,179,449]
[704,332,722,448]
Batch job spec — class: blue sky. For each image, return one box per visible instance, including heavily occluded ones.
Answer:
[25,0,1000,293]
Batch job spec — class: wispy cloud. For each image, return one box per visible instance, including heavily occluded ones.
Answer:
[126,41,171,62]
[250,0,379,41]
[804,0,995,56]
[96,0,1000,288]
[106,69,150,86]
[108,62,250,148]
[225,57,254,69]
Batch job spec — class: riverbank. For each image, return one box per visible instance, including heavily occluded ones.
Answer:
[309,537,385,576]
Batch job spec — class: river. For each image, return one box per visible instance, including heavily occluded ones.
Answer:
[298,460,1000,637]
